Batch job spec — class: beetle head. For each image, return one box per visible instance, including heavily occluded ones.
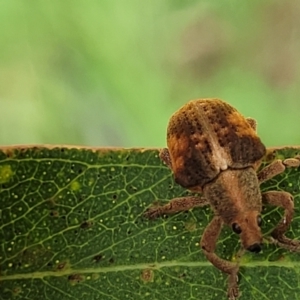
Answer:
[231,210,263,253]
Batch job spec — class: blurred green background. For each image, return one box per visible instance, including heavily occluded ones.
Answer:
[0,0,299,147]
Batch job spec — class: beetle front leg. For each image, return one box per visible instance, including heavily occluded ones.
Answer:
[201,216,239,300]
[262,191,300,251]
[144,196,209,219]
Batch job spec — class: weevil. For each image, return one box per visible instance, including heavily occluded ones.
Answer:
[144,99,300,299]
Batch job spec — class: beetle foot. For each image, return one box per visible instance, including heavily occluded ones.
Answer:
[227,274,239,300]
[283,155,300,168]
[267,236,300,252]
[143,205,164,220]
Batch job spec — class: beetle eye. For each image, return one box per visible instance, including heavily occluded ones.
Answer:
[257,215,262,227]
[232,223,242,234]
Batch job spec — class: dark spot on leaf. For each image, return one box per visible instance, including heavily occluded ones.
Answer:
[140,269,154,282]
[45,198,56,208]
[57,262,66,270]
[160,248,168,254]
[79,194,87,201]
[68,273,84,284]
[112,194,117,200]
[50,210,59,217]
[80,221,93,229]
[12,287,22,295]
[109,258,114,264]
[93,254,103,262]
[130,185,137,192]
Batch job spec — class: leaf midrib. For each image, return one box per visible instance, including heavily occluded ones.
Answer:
[1,259,298,281]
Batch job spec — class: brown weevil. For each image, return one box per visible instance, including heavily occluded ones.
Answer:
[144,99,300,299]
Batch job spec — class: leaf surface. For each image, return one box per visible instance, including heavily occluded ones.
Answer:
[0,146,300,300]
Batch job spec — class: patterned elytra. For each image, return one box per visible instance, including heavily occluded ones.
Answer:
[166,99,266,189]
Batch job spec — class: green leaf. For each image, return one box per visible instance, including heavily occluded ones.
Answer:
[0,146,300,300]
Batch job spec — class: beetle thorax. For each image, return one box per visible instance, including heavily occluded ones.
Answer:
[203,167,262,225]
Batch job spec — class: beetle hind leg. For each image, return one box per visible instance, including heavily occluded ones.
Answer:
[262,191,300,251]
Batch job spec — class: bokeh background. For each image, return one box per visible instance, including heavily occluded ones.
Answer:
[1,0,300,148]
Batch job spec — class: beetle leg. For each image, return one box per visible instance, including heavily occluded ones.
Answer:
[257,160,285,183]
[159,148,172,169]
[262,191,300,251]
[201,216,239,300]
[284,156,300,167]
[258,156,300,184]
[246,117,257,131]
[144,196,208,219]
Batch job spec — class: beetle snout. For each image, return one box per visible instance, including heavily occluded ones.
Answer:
[247,243,262,253]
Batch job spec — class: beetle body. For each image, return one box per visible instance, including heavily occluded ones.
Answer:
[166,99,266,251]
[145,98,300,299]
